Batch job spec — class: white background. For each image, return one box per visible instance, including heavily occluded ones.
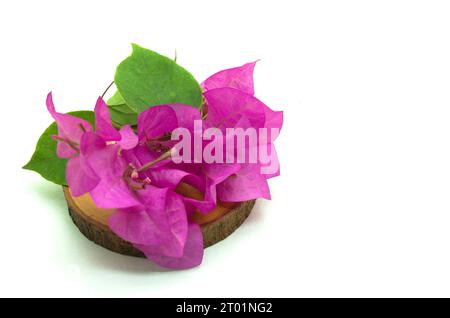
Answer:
[1,0,450,297]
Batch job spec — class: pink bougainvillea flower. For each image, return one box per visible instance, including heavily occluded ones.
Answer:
[46,92,138,196]
[136,101,256,213]
[118,147,204,269]
[201,61,258,95]
[108,186,188,257]
[80,134,140,209]
[201,61,283,131]
[70,98,138,197]
[137,104,204,158]
[46,92,93,158]
[136,104,219,213]
[108,185,203,269]
[138,105,240,213]
[206,88,283,179]
[93,96,138,151]
[201,61,283,180]
[201,87,283,201]
[83,104,209,269]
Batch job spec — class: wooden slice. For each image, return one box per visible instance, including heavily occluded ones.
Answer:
[62,186,255,257]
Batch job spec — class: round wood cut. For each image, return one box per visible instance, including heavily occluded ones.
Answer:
[62,186,255,257]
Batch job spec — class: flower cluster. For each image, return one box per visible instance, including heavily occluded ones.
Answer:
[47,62,283,269]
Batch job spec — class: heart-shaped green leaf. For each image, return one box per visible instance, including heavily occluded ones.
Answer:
[114,44,203,113]
[23,111,95,185]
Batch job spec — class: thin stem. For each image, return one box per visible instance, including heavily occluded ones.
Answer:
[101,81,115,98]
[137,150,172,172]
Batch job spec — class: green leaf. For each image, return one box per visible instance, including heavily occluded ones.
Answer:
[110,104,137,114]
[107,90,126,106]
[108,44,202,127]
[107,90,138,126]
[114,44,203,113]
[23,111,95,185]
[109,104,137,126]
